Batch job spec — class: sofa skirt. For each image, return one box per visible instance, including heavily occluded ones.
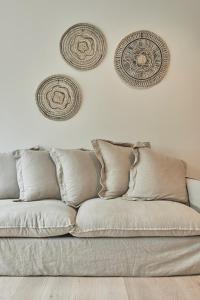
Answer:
[0,236,200,276]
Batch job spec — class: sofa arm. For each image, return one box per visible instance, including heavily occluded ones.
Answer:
[187,178,200,212]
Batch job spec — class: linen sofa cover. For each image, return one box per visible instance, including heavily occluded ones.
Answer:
[1,236,200,276]
[72,198,200,237]
[0,200,76,237]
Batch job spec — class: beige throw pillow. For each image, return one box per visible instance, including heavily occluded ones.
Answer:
[16,150,60,201]
[91,139,150,199]
[0,153,19,199]
[50,148,101,207]
[124,148,188,204]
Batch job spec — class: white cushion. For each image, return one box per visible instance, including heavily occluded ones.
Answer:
[72,198,200,237]
[50,148,101,207]
[91,139,150,199]
[187,178,200,212]
[124,148,188,204]
[16,150,60,201]
[0,199,76,237]
[0,153,19,199]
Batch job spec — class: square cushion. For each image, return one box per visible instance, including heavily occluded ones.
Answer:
[187,178,200,212]
[0,200,76,237]
[16,150,61,201]
[0,153,19,199]
[50,148,101,207]
[124,148,188,204]
[72,198,200,237]
[91,139,150,199]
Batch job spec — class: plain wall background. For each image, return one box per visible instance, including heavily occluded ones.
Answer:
[0,0,199,178]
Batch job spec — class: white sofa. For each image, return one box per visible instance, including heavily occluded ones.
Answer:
[0,145,200,276]
[0,179,199,276]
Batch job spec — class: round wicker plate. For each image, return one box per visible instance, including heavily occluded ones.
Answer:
[36,75,81,121]
[60,23,106,70]
[114,30,170,88]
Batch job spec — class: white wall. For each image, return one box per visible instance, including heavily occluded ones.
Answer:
[0,0,200,178]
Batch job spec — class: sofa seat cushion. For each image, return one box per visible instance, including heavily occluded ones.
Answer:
[72,198,200,237]
[0,200,76,237]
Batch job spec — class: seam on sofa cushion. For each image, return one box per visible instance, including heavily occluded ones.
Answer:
[0,225,74,229]
[72,227,200,233]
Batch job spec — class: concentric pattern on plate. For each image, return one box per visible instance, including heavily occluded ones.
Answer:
[60,23,106,70]
[114,30,170,88]
[36,75,81,121]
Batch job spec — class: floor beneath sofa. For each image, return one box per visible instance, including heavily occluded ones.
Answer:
[1,276,200,300]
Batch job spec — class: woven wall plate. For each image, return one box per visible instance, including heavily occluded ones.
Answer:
[60,23,106,70]
[114,30,170,88]
[36,75,81,121]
